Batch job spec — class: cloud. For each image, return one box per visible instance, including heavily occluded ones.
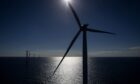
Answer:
[89,46,140,57]
[89,50,122,57]
[128,46,140,50]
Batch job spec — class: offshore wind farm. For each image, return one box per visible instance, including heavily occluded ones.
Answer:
[0,0,140,84]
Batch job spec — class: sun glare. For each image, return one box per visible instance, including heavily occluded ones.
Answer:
[63,0,72,5]
[64,0,71,3]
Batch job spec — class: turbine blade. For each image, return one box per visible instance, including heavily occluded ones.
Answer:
[51,30,81,77]
[87,28,115,35]
[68,3,81,27]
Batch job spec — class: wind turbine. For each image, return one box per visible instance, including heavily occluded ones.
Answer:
[52,0,115,84]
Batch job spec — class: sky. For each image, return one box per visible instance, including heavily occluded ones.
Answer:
[0,0,140,57]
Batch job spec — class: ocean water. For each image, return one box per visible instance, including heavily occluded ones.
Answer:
[0,57,140,84]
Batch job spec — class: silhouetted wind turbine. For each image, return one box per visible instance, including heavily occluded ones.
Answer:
[52,1,115,84]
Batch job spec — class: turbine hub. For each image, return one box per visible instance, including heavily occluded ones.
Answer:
[80,24,89,31]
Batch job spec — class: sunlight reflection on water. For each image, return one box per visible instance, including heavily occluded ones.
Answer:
[45,57,82,84]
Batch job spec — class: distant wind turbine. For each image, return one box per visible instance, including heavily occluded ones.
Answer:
[52,1,115,84]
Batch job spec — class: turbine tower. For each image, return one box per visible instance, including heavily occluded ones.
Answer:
[52,2,115,84]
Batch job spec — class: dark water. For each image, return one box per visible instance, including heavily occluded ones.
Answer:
[0,57,140,84]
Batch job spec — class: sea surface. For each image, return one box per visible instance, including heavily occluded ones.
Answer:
[0,57,140,84]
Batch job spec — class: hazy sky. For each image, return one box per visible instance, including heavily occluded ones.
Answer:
[0,0,140,57]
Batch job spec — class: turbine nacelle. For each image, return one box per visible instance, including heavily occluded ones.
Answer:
[80,24,89,31]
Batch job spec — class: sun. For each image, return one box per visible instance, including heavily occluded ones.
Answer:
[64,0,71,3]
[64,0,71,4]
